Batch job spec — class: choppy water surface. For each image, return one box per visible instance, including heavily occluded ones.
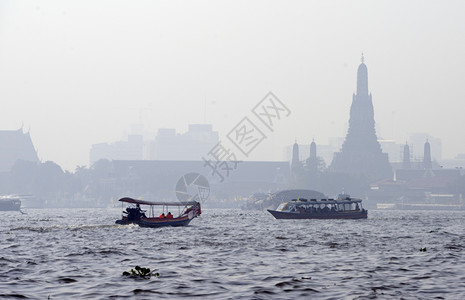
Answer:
[1,208,465,299]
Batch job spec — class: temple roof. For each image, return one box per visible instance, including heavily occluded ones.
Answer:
[0,129,39,172]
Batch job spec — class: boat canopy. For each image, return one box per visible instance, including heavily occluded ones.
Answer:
[118,197,198,207]
[289,198,362,205]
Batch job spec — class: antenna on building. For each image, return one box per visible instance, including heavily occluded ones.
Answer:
[204,94,207,123]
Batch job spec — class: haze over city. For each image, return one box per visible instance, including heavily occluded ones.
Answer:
[1,0,464,171]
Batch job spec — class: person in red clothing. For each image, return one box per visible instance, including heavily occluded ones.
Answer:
[159,213,165,219]
[166,212,173,219]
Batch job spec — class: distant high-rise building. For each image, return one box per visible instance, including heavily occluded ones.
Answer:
[153,124,219,160]
[90,134,143,165]
[330,55,392,180]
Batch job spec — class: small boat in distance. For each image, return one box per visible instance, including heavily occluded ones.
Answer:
[267,194,367,219]
[115,197,201,227]
[0,195,22,211]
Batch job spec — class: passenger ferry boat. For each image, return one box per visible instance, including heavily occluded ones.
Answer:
[267,194,367,219]
[0,195,21,211]
[115,197,201,227]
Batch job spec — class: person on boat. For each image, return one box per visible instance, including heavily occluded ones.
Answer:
[166,212,173,219]
[159,213,165,218]
[136,204,147,218]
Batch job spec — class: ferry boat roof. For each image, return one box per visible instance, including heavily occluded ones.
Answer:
[287,198,363,205]
[118,197,197,207]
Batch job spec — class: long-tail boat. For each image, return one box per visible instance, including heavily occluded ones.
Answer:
[115,197,201,227]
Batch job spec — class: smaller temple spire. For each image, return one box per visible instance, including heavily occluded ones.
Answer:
[423,139,432,170]
[291,140,301,174]
[361,53,365,63]
[403,142,411,169]
[292,141,299,163]
[310,138,317,160]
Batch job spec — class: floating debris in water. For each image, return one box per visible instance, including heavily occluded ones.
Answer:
[123,266,159,279]
[419,247,427,252]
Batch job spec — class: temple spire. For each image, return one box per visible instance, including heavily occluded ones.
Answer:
[291,140,301,175]
[356,54,368,96]
[403,142,411,169]
[423,139,432,170]
[310,139,317,160]
[292,141,299,164]
[330,56,392,181]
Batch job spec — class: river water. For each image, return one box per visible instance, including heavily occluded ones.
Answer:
[1,208,465,299]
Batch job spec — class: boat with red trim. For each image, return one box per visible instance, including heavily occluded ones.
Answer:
[267,194,367,219]
[115,197,201,227]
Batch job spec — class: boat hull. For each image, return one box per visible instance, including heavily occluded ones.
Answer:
[0,199,21,211]
[115,216,193,227]
[267,209,367,220]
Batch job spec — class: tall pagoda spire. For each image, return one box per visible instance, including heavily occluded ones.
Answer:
[330,56,392,180]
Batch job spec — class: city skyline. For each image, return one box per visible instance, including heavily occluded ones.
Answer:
[1,1,465,171]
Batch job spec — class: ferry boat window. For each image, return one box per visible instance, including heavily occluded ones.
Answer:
[277,203,287,211]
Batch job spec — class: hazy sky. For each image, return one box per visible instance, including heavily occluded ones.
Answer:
[1,0,464,171]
